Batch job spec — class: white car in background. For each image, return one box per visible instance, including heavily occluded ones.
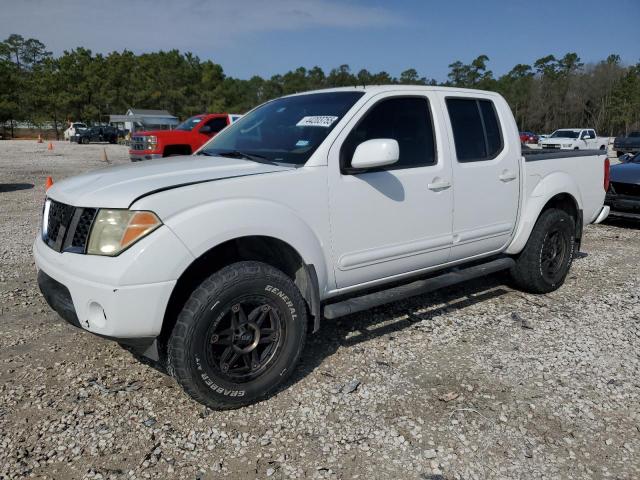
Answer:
[540,128,608,151]
[63,122,87,141]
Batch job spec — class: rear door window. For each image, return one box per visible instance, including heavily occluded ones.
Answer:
[446,98,503,162]
[479,100,502,157]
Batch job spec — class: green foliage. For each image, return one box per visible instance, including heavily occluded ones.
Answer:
[1,34,639,137]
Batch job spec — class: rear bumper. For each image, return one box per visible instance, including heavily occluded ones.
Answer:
[130,152,162,162]
[592,205,610,224]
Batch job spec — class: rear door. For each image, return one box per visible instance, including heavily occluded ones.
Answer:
[443,94,520,260]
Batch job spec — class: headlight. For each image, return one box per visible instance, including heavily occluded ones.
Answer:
[146,135,158,147]
[87,209,162,256]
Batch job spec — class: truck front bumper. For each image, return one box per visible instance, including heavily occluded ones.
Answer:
[130,152,163,162]
[33,232,184,340]
[36,270,158,354]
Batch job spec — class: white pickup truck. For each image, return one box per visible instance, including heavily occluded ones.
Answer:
[63,122,87,141]
[34,86,610,409]
[539,128,608,151]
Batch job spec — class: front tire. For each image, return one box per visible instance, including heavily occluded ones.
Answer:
[167,261,307,409]
[509,208,575,294]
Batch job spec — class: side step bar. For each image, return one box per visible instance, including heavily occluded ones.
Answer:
[323,257,515,320]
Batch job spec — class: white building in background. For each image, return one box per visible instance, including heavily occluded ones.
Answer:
[109,109,179,133]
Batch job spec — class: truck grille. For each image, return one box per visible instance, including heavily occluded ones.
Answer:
[610,182,640,197]
[130,136,148,151]
[542,144,561,149]
[43,200,97,253]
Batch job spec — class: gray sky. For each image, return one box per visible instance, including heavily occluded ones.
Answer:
[0,0,402,52]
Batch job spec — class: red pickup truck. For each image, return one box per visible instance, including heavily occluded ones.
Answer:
[129,113,242,161]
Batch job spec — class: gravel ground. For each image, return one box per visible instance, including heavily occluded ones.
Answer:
[0,140,638,480]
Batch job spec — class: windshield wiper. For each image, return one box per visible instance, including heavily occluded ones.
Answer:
[213,150,278,165]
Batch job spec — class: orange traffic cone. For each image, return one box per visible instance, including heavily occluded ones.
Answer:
[37,134,43,143]
[47,141,53,150]
[45,176,54,190]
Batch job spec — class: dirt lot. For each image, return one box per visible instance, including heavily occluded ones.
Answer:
[1,140,639,480]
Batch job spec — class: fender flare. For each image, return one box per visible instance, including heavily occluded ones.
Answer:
[165,197,331,299]
[506,171,583,255]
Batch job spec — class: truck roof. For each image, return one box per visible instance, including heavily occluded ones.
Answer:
[283,85,506,97]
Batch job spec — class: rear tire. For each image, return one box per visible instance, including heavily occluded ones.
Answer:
[509,208,575,294]
[167,261,307,409]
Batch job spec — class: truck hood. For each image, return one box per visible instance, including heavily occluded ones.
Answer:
[610,162,640,185]
[540,137,574,142]
[135,129,194,143]
[47,155,293,208]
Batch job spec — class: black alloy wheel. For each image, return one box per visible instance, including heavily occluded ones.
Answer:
[509,208,575,294]
[540,228,569,284]
[205,296,285,383]
[167,261,308,409]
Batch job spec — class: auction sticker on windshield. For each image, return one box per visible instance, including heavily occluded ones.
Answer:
[296,116,339,128]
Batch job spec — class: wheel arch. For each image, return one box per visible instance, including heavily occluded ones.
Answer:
[507,172,583,255]
[159,235,322,349]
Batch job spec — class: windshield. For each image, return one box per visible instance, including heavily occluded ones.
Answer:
[199,91,365,165]
[628,131,640,138]
[551,130,579,139]
[176,116,204,131]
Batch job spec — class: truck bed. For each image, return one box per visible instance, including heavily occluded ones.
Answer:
[523,149,607,162]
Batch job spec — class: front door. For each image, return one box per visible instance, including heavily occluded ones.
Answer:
[328,93,454,290]
[444,95,520,260]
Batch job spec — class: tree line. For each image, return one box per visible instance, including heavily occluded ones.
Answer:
[1,34,639,137]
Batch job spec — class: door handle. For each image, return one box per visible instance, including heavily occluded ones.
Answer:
[499,170,517,182]
[427,179,451,191]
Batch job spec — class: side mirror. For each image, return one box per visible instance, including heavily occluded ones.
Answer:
[200,125,212,134]
[351,138,399,170]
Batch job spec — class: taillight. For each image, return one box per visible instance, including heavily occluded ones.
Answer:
[604,158,610,191]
